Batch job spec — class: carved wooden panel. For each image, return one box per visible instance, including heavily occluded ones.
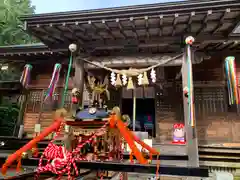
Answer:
[194,87,226,117]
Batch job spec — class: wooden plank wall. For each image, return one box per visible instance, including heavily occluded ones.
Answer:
[155,55,240,144]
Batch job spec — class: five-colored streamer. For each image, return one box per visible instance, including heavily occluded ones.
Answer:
[225,56,238,105]
[186,45,195,127]
[45,63,62,101]
[20,64,32,88]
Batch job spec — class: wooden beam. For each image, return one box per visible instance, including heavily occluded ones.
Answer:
[182,37,199,167]
[63,25,85,45]
[185,12,195,33]
[28,29,56,46]
[41,25,66,43]
[197,10,212,35]
[102,20,115,39]
[208,42,222,50]
[145,16,150,39]
[228,41,239,50]
[116,18,127,39]
[88,20,104,41]
[216,41,232,50]
[85,34,240,49]
[159,15,164,36]
[212,8,231,34]
[226,14,240,36]
[129,17,138,39]
[74,21,92,40]
[172,13,179,36]
[73,56,85,111]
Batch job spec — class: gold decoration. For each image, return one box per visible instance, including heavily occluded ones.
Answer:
[112,106,121,119]
[142,72,149,85]
[86,75,110,105]
[55,108,67,118]
[21,152,28,159]
[115,74,122,87]
[127,77,134,90]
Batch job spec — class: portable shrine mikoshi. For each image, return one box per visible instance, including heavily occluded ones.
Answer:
[1,111,160,180]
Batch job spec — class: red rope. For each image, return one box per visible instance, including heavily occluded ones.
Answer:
[36,121,109,180]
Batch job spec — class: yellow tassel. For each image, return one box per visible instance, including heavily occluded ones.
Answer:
[142,72,149,85]
[127,77,134,90]
[115,74,122,87]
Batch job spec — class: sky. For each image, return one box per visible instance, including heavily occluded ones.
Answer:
[31,0,183,14]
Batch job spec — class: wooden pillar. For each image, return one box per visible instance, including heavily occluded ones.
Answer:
[182,36,199,167]
[73,56,85,109]
[14,89,29,137]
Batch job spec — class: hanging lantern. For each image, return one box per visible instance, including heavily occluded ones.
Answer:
[127,77,134,90]
[150,69,156,83]
[115,74,122,87]
[137,74,143,85]
[142,72,149,85]
[122,74,127,86]
[110,72,116,86]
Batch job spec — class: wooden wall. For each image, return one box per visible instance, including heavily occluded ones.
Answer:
[155,55,240,144]
[22,55,240,144]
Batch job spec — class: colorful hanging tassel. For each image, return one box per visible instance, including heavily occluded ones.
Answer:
[186,45,194,127]
[45,63,61,101]
[225,56,238,105]
[20,64,32,88]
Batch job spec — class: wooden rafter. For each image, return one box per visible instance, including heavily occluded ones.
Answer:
[28,30,55,46]
[54,24,79,45]
[42,25,65,43]
[63,25,85,45]
[88,20,104,41]
[116,18,127,39]
[185,12,195,33]
[172,13,179,36]
[145,16,150,39]
[74,21,92,40]
[159,15,164,36]
[212,8,231,34]
[228,41,239,50]
[129,17,138,39]
[197,10,212,35]
[102,20,115,40]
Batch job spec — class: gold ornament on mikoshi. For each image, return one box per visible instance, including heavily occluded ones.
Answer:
[127,77,134,90]
[21,152,28,159]
[115,74,122,87]
[142,72,149,85]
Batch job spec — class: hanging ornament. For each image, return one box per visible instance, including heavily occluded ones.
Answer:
[183,87,189,98]
[185,36,195,45]
[137,74,143,85]
[122,74,127,86]
[115,74,122,87]
[127,77,134,90]
[110,72,116,86]
[150,69,156,83]
[142,72,149,85]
